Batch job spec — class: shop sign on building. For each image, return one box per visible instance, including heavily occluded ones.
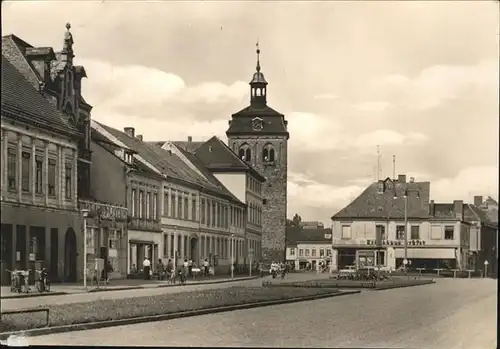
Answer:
[366,239,426,246]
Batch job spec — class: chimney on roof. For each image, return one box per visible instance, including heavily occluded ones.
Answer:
[409,177,415,183]
[429,200,435,216]
[124,127,135,138]
[398,174,406,183]
[474,195,483,207]
[136,135,143,141]
[453,200,464,220]
[188,136,192,142]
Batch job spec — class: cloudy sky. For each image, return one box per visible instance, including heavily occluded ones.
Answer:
[3,1,499,225]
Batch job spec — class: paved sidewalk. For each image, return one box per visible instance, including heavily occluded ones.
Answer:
[0,274,258,299]
[0,272,330,311]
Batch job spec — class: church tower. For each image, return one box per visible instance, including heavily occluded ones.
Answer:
[226,43,289,263]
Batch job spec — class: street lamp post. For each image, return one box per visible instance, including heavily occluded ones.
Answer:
[394,189,419,274]
[403,194,408,266]
[81,209,89,288]
[231,234,235,279]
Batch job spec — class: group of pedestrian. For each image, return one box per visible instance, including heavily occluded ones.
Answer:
[139,257,208,281]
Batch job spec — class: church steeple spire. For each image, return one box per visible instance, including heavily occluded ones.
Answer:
[250,41,268,108]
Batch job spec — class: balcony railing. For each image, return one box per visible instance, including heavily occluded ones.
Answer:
[78,199,128,222]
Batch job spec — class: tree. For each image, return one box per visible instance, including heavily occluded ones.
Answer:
[291,213,302,227]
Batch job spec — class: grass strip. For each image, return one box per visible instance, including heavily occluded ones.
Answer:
[0,286,339,333]
[264,279,434,289]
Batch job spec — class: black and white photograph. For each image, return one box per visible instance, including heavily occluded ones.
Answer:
[0,1,498,347]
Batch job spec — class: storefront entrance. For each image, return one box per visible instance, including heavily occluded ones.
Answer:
[64,228,77,282]
[129,240,155,273]
[338,248,356,269]
[190,237,199,265]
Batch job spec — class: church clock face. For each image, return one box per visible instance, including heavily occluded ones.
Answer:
[252,117,263,131]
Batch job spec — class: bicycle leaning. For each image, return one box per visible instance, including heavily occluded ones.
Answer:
[35,268,51,293]
[7,269,30,294]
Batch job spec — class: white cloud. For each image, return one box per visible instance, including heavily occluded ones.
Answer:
[375,61,498,110]
[352,101,391,112]
[288,171,365,217]
[92,108,227,142]
[354,129,428,148]
[431,166,499,203]
[79,58,248,110]
[287,112,344,151]
[313,93,339,100]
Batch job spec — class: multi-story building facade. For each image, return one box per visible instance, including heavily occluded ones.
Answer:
[93,123,248,274]
[466,196,498,277]
[1,27,130,284]
[156,138,249,271]
[1,54,82,284]
[330,175,485,271]
[167,135,266,265]
[0,26,98,283]
[226,46,289,264]
[286,226,332,270]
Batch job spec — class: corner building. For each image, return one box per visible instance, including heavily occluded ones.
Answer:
[226,47,289,264]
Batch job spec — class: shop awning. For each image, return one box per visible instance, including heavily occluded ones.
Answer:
[129,239,154,245]
[394,248,456,259]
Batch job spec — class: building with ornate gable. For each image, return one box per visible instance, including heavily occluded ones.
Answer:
[1,26,127,284]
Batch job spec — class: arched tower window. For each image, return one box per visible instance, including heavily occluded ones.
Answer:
[262,143,276,162]
[238,143,251,162]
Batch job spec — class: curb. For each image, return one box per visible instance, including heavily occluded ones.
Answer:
[87,286,144,293]
[0,290,360,339]
[1,291,68,300]
[155,276,259,288]
[1,277,259,299]
[374,280,435,291]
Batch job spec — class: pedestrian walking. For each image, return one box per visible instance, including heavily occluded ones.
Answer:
[143,257,151,280]
[203,259,209,276]
[188,258,193,277]
[105,260,113,284]
[157,259,165,280]
[183,259,189,279]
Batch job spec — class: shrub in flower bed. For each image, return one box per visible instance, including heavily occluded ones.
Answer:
[0,286,338,333]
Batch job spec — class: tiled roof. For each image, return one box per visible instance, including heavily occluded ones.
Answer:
[464,204,497,227]
[2,35,41,89]
[171,143,243,204]
[97,122,242,203]
[332,178,430,220]
[1,55,79,136]
[287,227,332,245]
[194,136,266,182]
[171,141,204,154]
[226,105,289,138]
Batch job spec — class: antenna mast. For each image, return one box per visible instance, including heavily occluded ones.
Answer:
[376,145,381,181]
[392,155,396,180]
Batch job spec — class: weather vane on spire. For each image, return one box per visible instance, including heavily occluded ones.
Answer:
[256,39,261,72]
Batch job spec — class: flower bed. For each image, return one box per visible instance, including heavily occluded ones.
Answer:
[264,278,434,290]
[0,286,339,333]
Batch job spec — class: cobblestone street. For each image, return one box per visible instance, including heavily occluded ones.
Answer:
[24,278,497,348]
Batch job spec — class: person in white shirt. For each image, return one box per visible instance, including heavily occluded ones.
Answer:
[203,259,209,276]
[143,257,151,280]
